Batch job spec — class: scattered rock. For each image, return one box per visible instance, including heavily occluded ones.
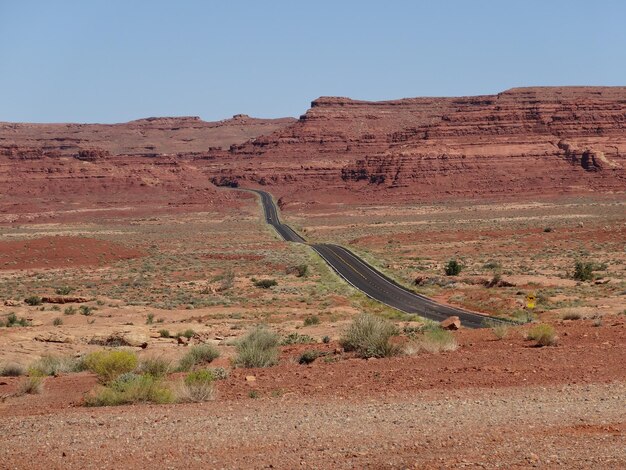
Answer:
[177,336,189,345]
[3,299,20,306]
[89,331,149,348]
[34,332,75,344]
[245,375,256,382]
[334,347,344,355]
[440,316,461,330]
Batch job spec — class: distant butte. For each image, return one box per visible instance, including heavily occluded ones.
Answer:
[213,86,626,204]
[1,87,625,221]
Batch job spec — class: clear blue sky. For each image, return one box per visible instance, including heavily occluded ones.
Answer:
[1,0,624,123]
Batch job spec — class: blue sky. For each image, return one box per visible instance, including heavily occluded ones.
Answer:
[1,0,624,123]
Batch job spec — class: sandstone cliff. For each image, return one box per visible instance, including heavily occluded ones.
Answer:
[214,87,625,203]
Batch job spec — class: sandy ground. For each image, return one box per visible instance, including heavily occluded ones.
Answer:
[1,193,625,469]
[1,382,624,469]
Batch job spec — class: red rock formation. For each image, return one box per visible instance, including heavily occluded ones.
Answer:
[0,115,295,156]
[214,87,625,204]
[0,115,295,222]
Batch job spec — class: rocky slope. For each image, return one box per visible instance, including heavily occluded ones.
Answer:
[211,87,626,204]
[0,115,295,156]
[0,115,295,221]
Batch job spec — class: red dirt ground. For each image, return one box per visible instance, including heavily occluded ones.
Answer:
[1,319,624,415]
[0,236,143,270]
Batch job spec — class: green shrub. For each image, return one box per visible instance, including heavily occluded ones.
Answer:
[298,350,322,365]
[253,279,277,289]
[29,354,86,376]
[85,374,173,407]
[138,357,171,378]
[405,327,458,354]
[322,335,331,344]
[1,363,25,377]
[3,313,30,327]
[340,313,399,358]
[182,329,196,339]
[234,326,280,368]
[79,305,94,316]
[174,370,215,403]
[53,317,63,327]
[288,264,308,277]
[482,319,509,340]
[177,344,220,372]
[527,324,558,347]
[282,332,316,345]
[159,329,171,338]
[55,286,73,295]
[64,306,77,315]
[573,261,594,281]
[444,259,462,276]
[146,313,154,325]
[18,376,43,395]
[84,350,138,383]
[24,296,42,306]
[303,315,320,326]
[543,227,553,233]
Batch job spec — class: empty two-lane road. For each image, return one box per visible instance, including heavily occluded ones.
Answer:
[249,189,503,328]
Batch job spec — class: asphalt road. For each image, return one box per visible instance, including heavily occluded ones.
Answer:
[250,189,505,328]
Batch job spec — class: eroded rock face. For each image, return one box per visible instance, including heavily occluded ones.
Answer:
[0,115,296,156]
[0,115,296,221]
[211,87,626,203]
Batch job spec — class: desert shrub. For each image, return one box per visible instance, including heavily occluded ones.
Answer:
[543,227,553,233]
[85,374,173,407]
[406,327,458,354]
[64,306,77,315]
[176,370,215,403]
[3,313,30,327]
[234,326,280,368]
[18,376,43,395]
[282,332,316,345]
[209,367,229,380]
[322,335,331,344]
[1,363,25,377]
[444,259,462,276]
[340,313,400,358]
[84,350,138,383]
[79,305,94,316]
[298,350,322,365]
[253,279,277,289]
[562,312,583,320]
[573,261,594,281]
[55,286,73,295]
[288,264,308,277]
[138,357,171,378]
[53,317,63,326]
[527,324,558,347]
[303,315,320,326]
[511,309,534,324]
[182,329,195,339]
[482,318,509,340]
[491,323,509,340]
[24,296,42,306]
[177,344,220,372]
[219,270,235,291]
[146,313,154,325]
[29,354,86,376]
[158,329,171,338]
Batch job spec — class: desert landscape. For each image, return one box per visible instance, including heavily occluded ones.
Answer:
[0,81,624,468]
